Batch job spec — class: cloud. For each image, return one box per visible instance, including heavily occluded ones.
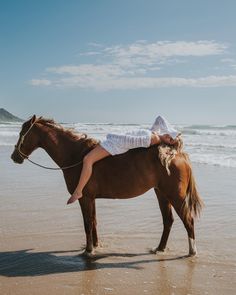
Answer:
[88,42,103,48]
[104,40,226,68]
[79,51,101,56]
[47,64,126,77]
[221,58,235,63]
[40,75,236,90]
[29,40,235,90]
[30,79,52,86]
[220,58,236,70]
[29,75,236,90]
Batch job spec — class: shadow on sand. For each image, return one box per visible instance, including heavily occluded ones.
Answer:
[0,249,190,277]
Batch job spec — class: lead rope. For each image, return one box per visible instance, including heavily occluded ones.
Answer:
[17,148,83,170]
[27,157,83,170]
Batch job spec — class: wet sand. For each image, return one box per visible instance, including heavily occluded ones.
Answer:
[0,146,236,295]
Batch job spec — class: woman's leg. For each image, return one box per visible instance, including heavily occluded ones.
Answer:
[67,145,111,204]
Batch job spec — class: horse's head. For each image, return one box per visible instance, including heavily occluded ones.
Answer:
[11,115,40,164]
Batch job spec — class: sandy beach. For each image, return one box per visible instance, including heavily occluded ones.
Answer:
[0,145,236,295]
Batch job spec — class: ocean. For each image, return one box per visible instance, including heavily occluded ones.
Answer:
[1,121,236,168]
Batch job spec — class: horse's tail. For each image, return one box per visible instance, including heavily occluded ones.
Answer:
[182,153,204,219]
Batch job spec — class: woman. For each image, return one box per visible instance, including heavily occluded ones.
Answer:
[67,115,180,204]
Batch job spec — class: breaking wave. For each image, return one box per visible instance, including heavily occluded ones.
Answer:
[1,121,235,168]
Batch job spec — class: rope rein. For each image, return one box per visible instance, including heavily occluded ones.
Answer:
[26,157,83,170]
[15,120,83,171]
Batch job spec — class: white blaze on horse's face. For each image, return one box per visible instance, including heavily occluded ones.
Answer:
[11,115,39,164]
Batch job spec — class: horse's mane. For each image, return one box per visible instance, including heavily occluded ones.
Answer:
[36,117,99,147]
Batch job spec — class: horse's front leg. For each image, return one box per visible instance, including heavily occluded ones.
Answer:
[92,201,98,248]
[80,198,95,257]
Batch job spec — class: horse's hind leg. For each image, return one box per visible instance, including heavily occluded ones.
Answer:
[170,195,197,256]
[152,188,174,253]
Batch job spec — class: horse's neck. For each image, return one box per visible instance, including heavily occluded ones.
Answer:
[39,126,79,168]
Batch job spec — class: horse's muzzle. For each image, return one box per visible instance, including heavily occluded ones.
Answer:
[11,149,24,164]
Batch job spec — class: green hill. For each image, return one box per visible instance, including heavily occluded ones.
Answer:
[0,108,23,122]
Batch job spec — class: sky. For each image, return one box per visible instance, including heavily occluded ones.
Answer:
[0,0,236,124]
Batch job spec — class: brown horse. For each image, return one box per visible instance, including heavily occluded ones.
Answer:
[11,115,203,257]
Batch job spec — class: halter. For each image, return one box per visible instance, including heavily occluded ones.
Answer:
[15,119,83,170]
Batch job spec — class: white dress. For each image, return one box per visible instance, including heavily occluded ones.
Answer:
[100,116,179,155]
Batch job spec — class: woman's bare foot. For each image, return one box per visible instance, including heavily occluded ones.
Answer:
[67,191,83,204]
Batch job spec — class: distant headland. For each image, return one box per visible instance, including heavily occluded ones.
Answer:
[0,108,23,122]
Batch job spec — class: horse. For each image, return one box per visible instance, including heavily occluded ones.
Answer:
[11,115,203,257]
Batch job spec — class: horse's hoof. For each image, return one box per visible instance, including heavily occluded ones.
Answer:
[188,250,197,257]
[150,247,166,254]
[83,250,95,258]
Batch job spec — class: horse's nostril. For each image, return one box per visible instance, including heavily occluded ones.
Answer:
[11,151,16,160]
[11,150,24,164]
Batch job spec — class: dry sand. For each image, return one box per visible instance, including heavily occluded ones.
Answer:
[0,146,235,295]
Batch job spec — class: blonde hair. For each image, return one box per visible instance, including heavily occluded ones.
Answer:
[158,135,183,175]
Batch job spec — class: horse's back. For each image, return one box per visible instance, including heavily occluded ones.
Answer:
[87,146,161,198]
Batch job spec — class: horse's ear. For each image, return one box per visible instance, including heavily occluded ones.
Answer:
[31,115,37,124]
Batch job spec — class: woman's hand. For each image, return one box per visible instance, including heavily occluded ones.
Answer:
[151,132,161,145]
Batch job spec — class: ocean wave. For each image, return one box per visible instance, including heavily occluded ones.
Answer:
[182,129,236,136]
[185,142,236,150]
[0,131,19,137]
[0,142,15,146]
[182,124,236,130]
[0,122,21,125]
[190,154,236,168]
[1,122,236,168]
[73,122,141,127]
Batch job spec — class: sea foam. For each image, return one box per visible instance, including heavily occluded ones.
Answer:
[1,122,235,168]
